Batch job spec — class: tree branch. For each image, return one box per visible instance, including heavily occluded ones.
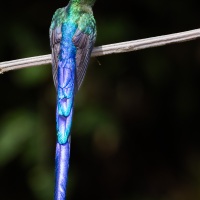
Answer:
[1,28,200,73]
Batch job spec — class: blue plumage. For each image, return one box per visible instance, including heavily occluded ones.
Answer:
[54,141,71,199]
[50,1,96,199]
[56,22,77,144]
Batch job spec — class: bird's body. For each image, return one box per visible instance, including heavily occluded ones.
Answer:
[50,0,96,199]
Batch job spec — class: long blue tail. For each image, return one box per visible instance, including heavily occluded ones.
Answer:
[54,138,71,200]
[54,52,75,199]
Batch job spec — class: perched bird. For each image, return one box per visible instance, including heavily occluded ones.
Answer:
[49,0,96,199]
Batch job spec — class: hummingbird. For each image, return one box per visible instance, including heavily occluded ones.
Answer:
[49,0,96,199]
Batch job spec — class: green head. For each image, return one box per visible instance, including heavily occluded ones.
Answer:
[71,0,96,6]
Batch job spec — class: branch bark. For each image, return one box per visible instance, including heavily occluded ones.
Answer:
[1,28,200,73]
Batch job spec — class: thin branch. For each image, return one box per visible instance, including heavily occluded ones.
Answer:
[1,28,200,73]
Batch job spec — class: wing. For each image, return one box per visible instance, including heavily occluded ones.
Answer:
[50,26,62,89]
[72,16,96,92]
[50,7,68,89]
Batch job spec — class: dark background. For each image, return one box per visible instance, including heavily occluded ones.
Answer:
[1,1,200,200]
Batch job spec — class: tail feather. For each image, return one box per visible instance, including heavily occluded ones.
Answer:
[55,68,74,199]
[54,138,71,200]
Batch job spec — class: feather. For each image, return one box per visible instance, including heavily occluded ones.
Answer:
[50,26,62,89]
[73,27,96,92]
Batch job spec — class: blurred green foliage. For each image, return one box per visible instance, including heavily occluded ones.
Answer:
[1,0,200,200]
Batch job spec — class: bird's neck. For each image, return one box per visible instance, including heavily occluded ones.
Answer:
[70,0,95,7]
[69,1,93,14]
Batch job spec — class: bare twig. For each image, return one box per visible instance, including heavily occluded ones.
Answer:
[1,28,200,73]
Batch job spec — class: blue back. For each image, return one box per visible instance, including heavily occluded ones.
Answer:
[56,22,77,145]
[54,22,77,200]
